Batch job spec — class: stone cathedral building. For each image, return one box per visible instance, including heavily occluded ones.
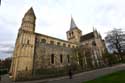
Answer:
[10,7,106,80]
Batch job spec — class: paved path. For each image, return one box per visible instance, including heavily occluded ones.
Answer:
[1,64,125,83]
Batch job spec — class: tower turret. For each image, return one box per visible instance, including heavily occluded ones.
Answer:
[66,17,82,43]
[21,7,36,32]
[10,7,36,81]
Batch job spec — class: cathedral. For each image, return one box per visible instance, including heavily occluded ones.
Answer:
[10,7,106,80]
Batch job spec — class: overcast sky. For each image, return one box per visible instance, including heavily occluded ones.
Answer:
[0,0,125,59]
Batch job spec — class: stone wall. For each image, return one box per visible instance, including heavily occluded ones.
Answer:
[34,41,75,70]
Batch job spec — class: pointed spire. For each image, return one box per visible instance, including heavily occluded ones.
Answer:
[93,26,97,32]
[93,26,95,31]
[25,7,36,18]
[70,16,77,29]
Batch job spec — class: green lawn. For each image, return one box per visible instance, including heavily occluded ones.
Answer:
[83,70,125,83]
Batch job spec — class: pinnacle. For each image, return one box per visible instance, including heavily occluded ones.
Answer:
[25,7,35,17]
[70,17,77,29]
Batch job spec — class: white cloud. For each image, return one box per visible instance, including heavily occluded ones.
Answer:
[0,0,125,59]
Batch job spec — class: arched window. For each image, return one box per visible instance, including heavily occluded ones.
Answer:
[68,44,70,48]
[63,43,66,47]
[27,40,29,44]
[60,54,63,63]
[92,41,96,46]
[67,55,70,63]
[51,54,54,64]
[25,66,28,71]
[57,42,60,46]
[41,39,46,43]
[50,40,54,45]
[69,33,71,37]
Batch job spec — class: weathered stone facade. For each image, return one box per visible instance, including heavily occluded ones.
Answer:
[34,33,76,69]
[10,7,106,81]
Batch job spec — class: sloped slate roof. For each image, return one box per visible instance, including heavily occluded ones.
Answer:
[80,32,94,42]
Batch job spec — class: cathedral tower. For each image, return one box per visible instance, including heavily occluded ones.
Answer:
[10,7,36,80]
[67,17,82,43]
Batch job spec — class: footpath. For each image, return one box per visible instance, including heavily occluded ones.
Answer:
[1,64,125,83]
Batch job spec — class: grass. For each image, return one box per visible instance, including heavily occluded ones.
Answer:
[83,70,125,83]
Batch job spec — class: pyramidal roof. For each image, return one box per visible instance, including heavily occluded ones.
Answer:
[25,7,35,17]
[70,17,77,29]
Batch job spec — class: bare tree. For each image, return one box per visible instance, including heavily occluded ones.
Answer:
[105,28,124,61]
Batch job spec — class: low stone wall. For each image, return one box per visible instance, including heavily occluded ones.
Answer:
[16,70,32,81]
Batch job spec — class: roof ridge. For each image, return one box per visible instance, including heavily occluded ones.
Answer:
[80,32,94,42]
